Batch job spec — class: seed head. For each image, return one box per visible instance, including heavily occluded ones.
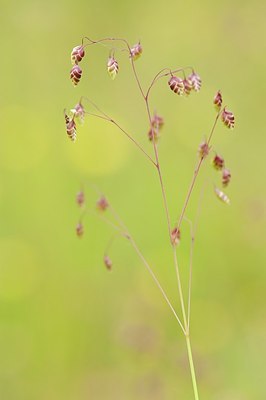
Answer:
[104,255,112,270]
[130,42,143,61]
[76,191,85,207]
[64,112,77,142]
[70,65,82,86]
[214,187,230,205]
[71,102,85,124]
[107,57,119,80]
[213,90,223,111]
[97,196,109,211]
[148,112,164,142]
[183,78,193,96]
[212,154,224,170]
[222,168,231,187]
[71,45,85,65]
[168,76,184,95]
[221,108,235,129]
[76,222,84,237]
[187,71,202,92]
[171,227,181,246]
[198,141,210,159]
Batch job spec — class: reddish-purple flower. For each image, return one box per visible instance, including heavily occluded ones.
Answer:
[97,196,109,211]
[148,112,164,142]
[222,168,231,187]
[76,191,85,207]
[130,42,143,61]
[214,90,223,111]
[221,108,235,129]
[64,112,77,142]
[198,141,210,159]
[76,222,84,237]
[71,45,85,65]
[212,154,224,170]
[71,102,85,124]
[171,227,181,246]
[107,57,119,80]
[187,71,202,92]
[183,78,193,96]
[70,65,82,86]
[168,76,184,95]
[104,255,112,270]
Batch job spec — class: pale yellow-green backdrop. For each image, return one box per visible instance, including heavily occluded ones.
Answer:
[0,0,265,399]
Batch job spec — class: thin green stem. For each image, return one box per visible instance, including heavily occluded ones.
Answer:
[186,335,200,400]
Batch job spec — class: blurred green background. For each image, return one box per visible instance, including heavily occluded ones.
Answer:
[0,0,265,399]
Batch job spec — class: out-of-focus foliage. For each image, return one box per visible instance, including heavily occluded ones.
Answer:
[0,0,265,399]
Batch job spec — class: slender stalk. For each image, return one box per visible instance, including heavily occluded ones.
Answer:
[176,111,221,229]
[186,335,200,400]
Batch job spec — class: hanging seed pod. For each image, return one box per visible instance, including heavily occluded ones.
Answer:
[222,168,231,187]
[221,108,235,129]
[171,227,181,246]
[71,45,85,65]
[76,222,84,237]
[183,78,193,96]
[130,42,143,61]
[214,90,223,111]
[97,196,109,211]
[212,154,224,170]
[168,76,184,95]
[151,112,164,130]
[215,187,230,205]
[76,191,85,207]
[104,255,112,271]
[71,102,85,124]
[70,65,82,86]
[64,112,77,142]
[187,71,202,92]
[107,57,119,80]
[198,141,210,159]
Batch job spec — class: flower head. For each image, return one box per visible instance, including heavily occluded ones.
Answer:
[64,112,77,142]
[213,90,223,111]
[130,42,143,61]
[71,45,85,65]
[107,57,119,80]
[104,255,112,270]
[76,191,85,207]
[222,168,231,187]
[198,141,210,159]
[221,108,235,129]
[171,227,181,246]
[71,102,85,124]
[70,65,82,86]
[187,71,202,92]
[168,76,184,95]
[76,222,84,237]
[212,154,224,170]
[97,196,109,211]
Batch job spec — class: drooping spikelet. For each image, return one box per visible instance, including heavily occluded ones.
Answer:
[64,112,77,142]
[171,227,181,246]
[213,90,223,111]
[183,78,193,96]
[71,102,85,124]
[222,168,231,187]
[107,57,119,80]
[130,42,143,61]
[214,187,230,205]
[221,108,235,129]
[70,65,82,86]
[212,154,225,170]
[104,255,112,270]
[71,45,85,65]
[168,76,184,95]
[198,141,210,159]
[187,71,202,92]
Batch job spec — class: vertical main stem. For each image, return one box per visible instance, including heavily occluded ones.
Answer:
[186,335,200,400]
[130,59,200,400]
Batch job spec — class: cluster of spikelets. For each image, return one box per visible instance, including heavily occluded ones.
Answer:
[197,90,234,206]
[75,190,112,269]
[64,102,85,142]
[168,71,202,96]
[69,41,142,86]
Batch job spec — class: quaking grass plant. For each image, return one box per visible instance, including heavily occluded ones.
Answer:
[65,36,235,399]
